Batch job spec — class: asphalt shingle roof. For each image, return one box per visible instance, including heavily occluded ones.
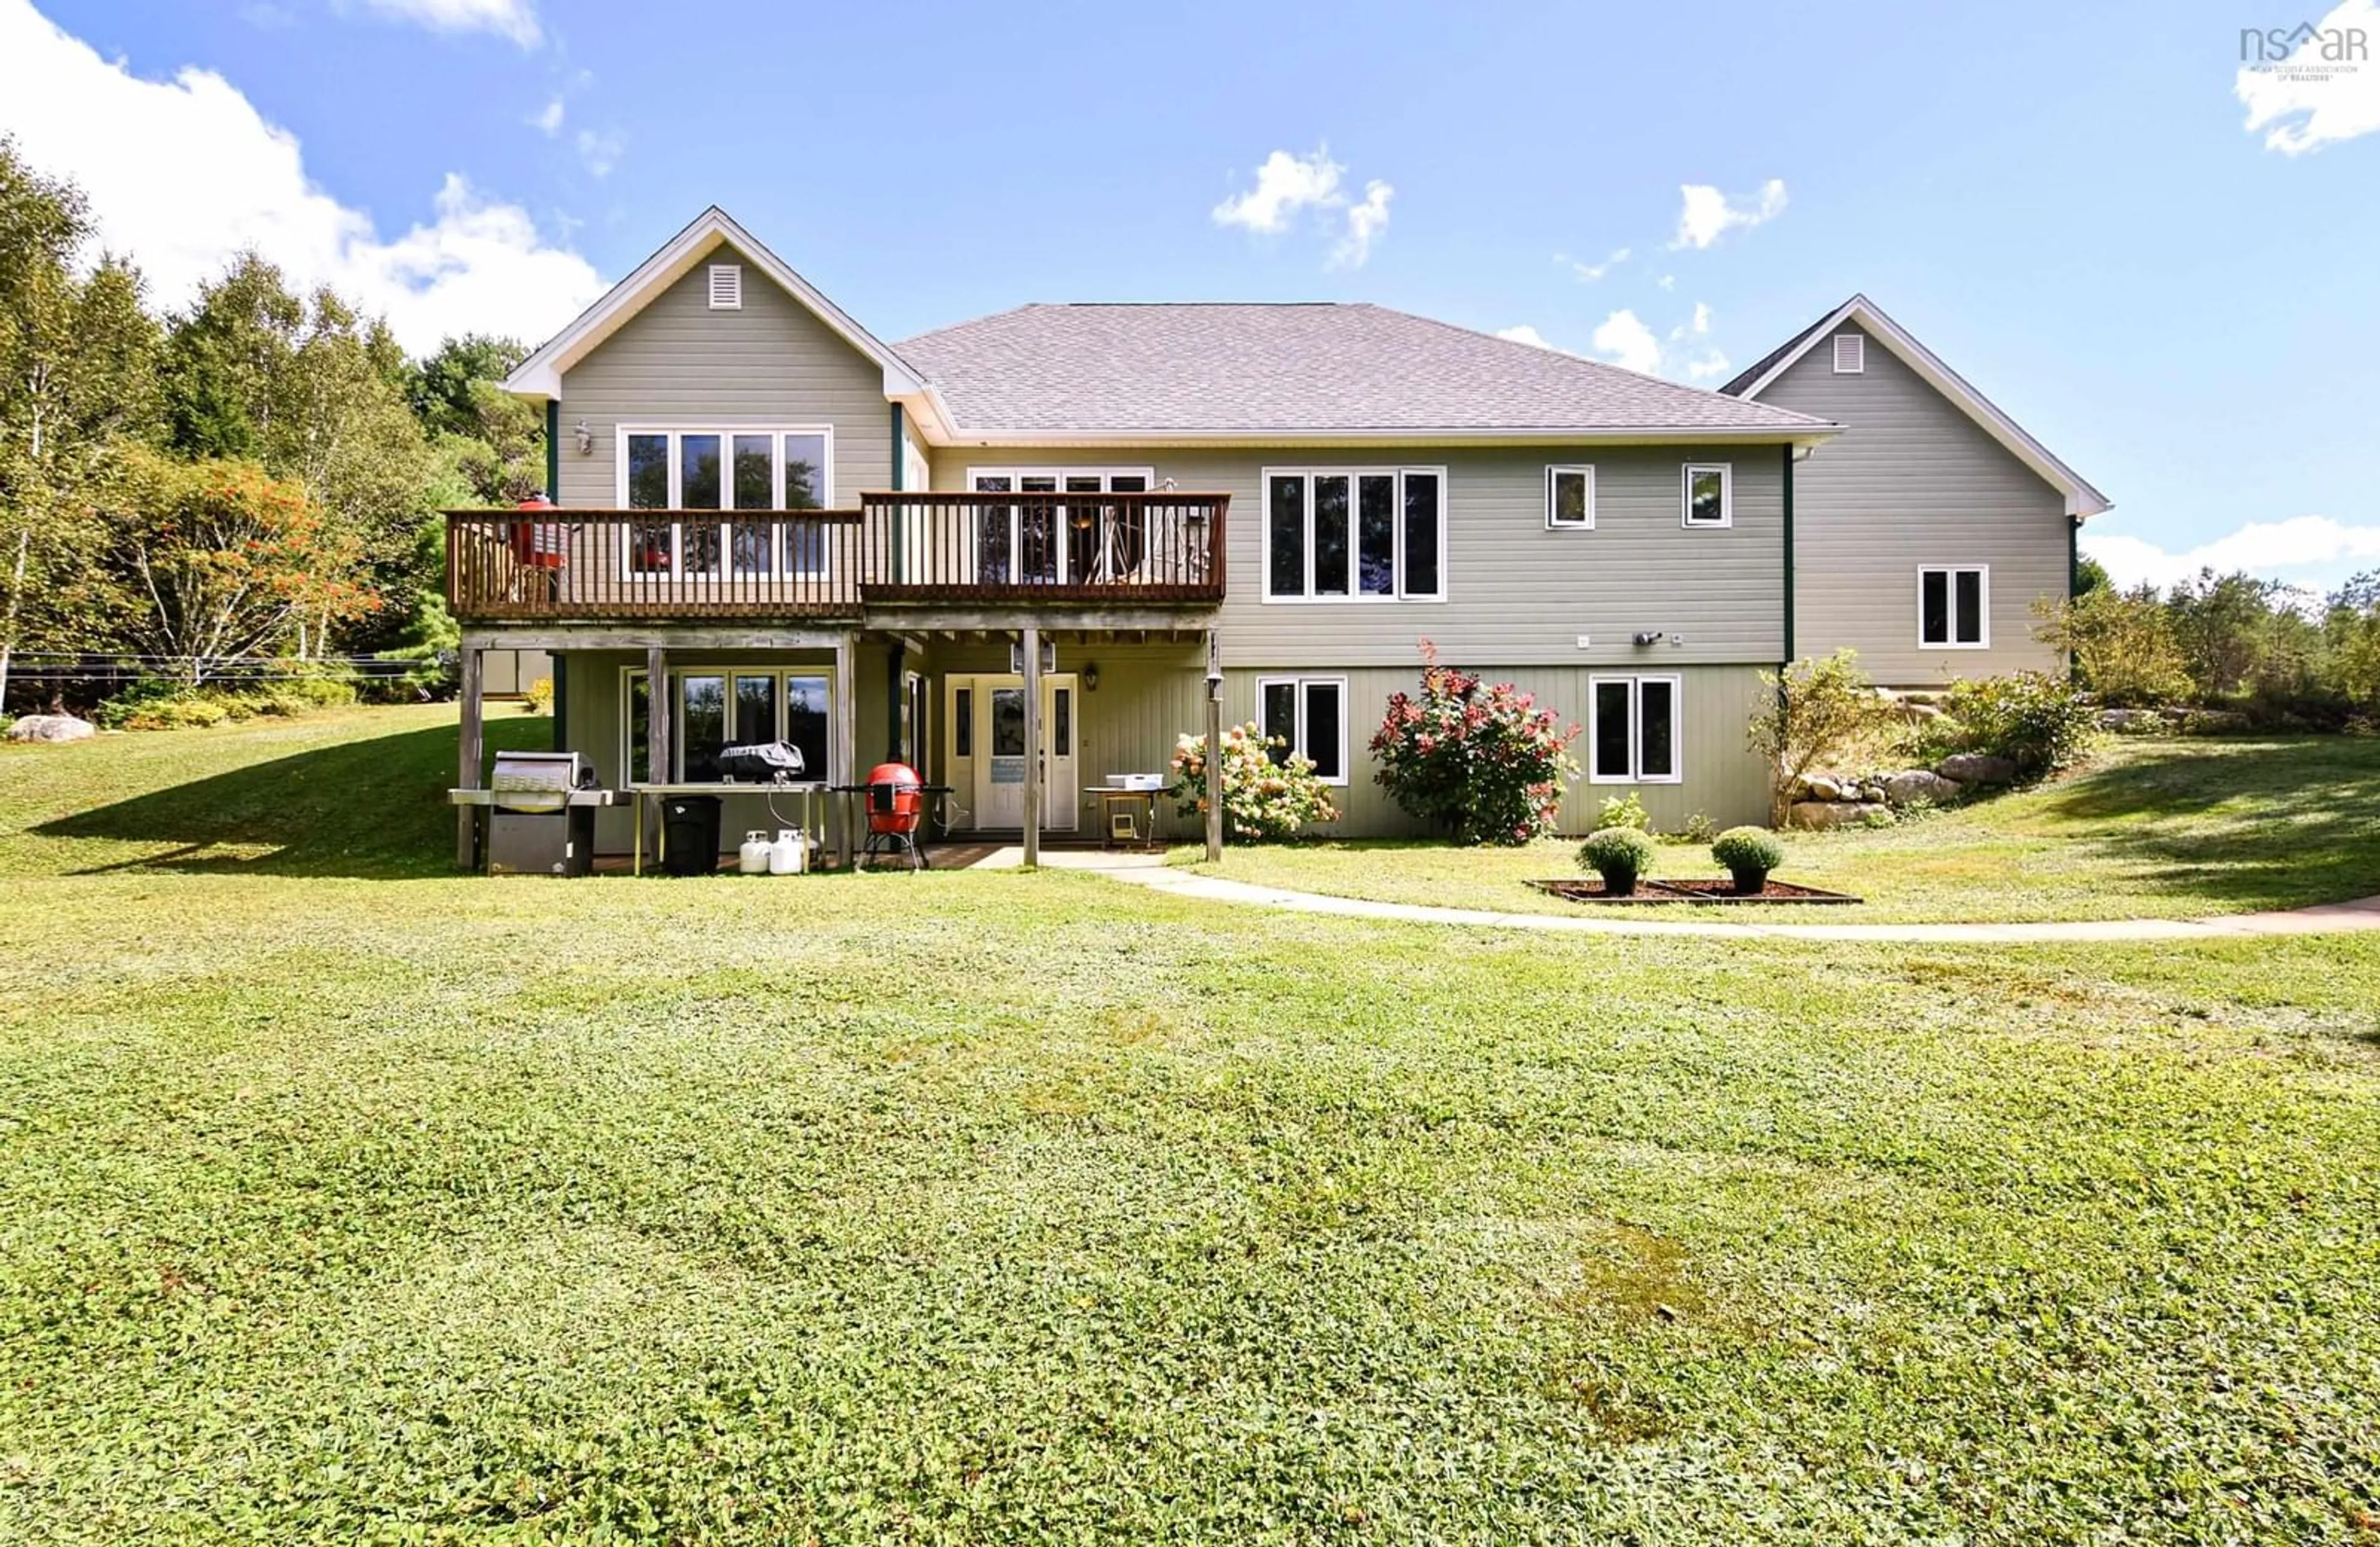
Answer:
[895,303,1835,436]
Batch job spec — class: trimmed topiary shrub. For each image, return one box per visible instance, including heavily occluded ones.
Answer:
[1710,826,1784,894]
[1577,826,1658,896]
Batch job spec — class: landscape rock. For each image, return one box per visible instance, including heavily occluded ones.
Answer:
[6,713,94,743]
[2181,708,2253,736]
[1882,769,1963,806]
[1789,800,1891,831]
[1859,784,1889,804]
[2100,708,2167,734]
[1936,752,2017,786]
[1799,773,1846,803]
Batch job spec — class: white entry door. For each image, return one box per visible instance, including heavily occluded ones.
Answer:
[952,673,1077,831]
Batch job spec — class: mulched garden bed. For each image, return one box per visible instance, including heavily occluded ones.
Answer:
[1527,878,1862,906]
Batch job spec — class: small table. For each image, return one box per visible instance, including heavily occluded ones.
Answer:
[627,781,824,876]
[1086,787,1163,851]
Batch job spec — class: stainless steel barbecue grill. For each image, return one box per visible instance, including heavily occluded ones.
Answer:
[469,750,617,875]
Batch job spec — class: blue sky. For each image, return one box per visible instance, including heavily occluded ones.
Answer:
[2,0,2377,593]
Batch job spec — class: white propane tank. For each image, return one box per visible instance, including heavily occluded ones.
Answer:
[768,828,803,875]
[738,830,772,875]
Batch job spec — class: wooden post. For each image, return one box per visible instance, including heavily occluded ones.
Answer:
[456,643,485,871]
[1021,625,1042,869]
[1204,631,1223,863]
[835,632,857,870]
[645,645,669,862]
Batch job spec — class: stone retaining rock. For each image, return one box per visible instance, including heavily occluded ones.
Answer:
[1882,769,1963,806]
[6,713,95,743]
[1799,773,1846,803]
[1936,752,2018,785]
[1788,800,1891,831]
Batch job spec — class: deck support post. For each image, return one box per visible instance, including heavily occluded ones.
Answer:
[1021,625,1043,869]
[456,643,485,871]
[835,632,858,870]
[1203,632,1224,863]
[645,645,669,861]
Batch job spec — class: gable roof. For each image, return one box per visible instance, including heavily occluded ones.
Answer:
[897,303,1840,444]
[1721,294,2111,518]
[503,206,928,403]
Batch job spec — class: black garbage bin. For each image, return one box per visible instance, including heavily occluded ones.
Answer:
[660,795,723,876]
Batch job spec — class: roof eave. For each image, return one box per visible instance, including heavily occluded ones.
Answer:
[924,423,1844,450]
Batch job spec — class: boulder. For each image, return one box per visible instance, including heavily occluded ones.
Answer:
[2099,708,2166,734]
[1799,773,1846,803]
[6,713,94,743]
[1936,752,2017,786]
[1882,769,1963,807]
[1788,800,1891,831]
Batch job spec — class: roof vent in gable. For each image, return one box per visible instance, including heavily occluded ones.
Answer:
[1832,333,1864,374]
[708,263,743,311]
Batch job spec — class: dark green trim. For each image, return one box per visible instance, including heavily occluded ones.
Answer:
[550,653,567,753]
[1780,443,1797,664]
[544,400,560,501]
[889,402,906,575]
[2068,515,2081,598]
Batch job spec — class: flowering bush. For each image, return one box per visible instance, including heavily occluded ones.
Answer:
[1370,641,1580,845]
[1170,722,1339,842]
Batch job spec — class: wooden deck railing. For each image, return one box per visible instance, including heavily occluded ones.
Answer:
[446,491,1228,622]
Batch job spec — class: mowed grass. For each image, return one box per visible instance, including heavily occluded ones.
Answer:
[3,709,2380,1542]
[1181,736,2380,923]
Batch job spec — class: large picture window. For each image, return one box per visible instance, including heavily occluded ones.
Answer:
[1262,467,1443,601]
[967,467,1153,586]
[624,666,832,785]
[1588,674,1681,785]
[1919,565,1989,648]
[1256,676,1349,784]
[619,425,834,579]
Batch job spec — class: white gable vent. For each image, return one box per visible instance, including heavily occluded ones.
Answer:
[1832,332,1864,374]
[708,263,743,311]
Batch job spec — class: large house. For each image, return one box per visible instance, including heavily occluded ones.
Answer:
[448,207,2108,865]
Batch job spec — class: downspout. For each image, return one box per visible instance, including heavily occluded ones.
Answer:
[1780,443,1797,666]
[545,400,560,500]
[552,658,568,754]
[888,402,907,762]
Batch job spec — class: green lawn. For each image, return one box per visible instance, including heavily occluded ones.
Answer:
[1179,736,2380,923]
[3,709,2379,1542]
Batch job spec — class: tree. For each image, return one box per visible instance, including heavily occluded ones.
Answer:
[403,333,527,439]
[2325,572,2380,713]
[90,447,377,682]
[0,138,162,708]
[1748,651,1882,826]
[2032,584,2190,707]
[2166,569,2288,699]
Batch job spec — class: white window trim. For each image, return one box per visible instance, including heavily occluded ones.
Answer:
[622,663,837,785]
[617,423,837,581]
[1258,465,1448,604]
[1832,333,1864,374]
[708,263,743,310]
[965,467,1156,588]
[1546,465,1595,531]
[1681,464,1733,529]
[1254,674,1351,785]
[1918,565,1993,650]
[1586,673,1685,785]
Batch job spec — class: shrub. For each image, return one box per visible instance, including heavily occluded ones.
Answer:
[1592,791,1651,834]
[1747,651,1886,826]
[94,669,356,732]
[1711,826,1784,892]
[1939,671,2099,777]
[1371,641,1580,845]
[1674,811,1719,845]
[522,676,555,715]
[1171,722,1339,842]
[1577,827,1658,894]
[2032,588,2191,708]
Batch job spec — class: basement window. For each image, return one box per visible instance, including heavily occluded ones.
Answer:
[1919,565,1990,648]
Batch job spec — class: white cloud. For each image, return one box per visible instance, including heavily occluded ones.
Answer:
[2084,516,2380,592]
[1655,273,1676,291]
[1684,351,1732,381]
[575,126,625,177]
[1590,310,1662,374]
[356,0,540,47]
[1671,301,1713,340]
[1564,246,1629,281]
[1331,178,1393,269]
[1214,146,1393,268]
[1495,324,1558,350]
[0,0,606,355]
[1672,178,1788,249]
[2235,0,2380,153]
[530,96,564,135]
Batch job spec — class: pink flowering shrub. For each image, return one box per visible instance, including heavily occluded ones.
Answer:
[1370,641,1581,845]
[1170,722,1340,841]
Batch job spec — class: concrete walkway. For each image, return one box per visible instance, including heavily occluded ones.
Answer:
[985,848,2380,943]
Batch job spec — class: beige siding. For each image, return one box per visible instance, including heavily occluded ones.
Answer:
[1756,322,2069,684]
[555,242,891,508]
[922,444,1787,670]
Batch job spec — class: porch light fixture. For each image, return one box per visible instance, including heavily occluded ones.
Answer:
[1083,663,1100,692]
[573,419,593,454]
